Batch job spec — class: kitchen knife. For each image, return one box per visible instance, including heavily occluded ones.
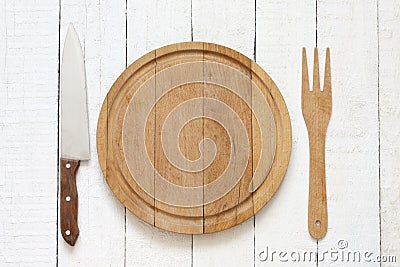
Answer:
[60,23,90,246]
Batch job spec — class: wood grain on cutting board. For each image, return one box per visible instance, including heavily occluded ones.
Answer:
[96,42,291,237]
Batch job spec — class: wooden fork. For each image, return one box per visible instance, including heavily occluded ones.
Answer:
[302,48,332,239]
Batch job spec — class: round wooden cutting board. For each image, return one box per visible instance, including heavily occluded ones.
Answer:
[97,42,291,234]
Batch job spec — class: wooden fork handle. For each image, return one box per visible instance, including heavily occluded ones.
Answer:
[307,130,328,239]
[60,158,80,246]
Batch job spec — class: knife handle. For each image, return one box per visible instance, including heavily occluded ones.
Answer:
[60,158,80,246]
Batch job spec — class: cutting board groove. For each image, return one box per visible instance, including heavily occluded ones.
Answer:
[97,42,291,234]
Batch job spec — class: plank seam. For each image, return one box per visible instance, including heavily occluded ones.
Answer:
[124,1,128,266]
[253,1,256,266]
[253,0,257,62]
[315,0,318,47]
[56,0,61,265]
[154,51,157,228]
[190,0,193,42]
[192,7,196,266]
[191,235,194,267]
[376,1,382,266]
[202,43,205,235]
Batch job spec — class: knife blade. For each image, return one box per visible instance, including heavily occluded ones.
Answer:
[60,23,90,246]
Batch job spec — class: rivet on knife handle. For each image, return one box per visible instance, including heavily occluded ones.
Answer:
[60,158,80,246]
[302,48,332,239]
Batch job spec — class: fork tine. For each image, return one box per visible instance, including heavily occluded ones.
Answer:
[313,48,320,91]
[302,48,310,94]
[323,48,331,95]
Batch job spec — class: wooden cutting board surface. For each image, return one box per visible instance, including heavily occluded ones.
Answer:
[97,42,291,234]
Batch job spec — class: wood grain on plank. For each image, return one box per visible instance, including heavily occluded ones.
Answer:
[109,50,157,225]
[0,1,59,265]
[379,1,400,263]
[203,43,253,233]
[154,42,204,234]
[317,0,380,262]
[126,0,192,266]
[191,2,257,265]
[250,61,291,214]
[125,2,193,266]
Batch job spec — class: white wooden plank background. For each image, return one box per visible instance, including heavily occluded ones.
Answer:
[318,2,380,267]
[0,0,399,266]
[379,0,400,265]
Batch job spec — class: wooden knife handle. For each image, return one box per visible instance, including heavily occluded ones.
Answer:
[60,158,80,246]
[308,130,328,239]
